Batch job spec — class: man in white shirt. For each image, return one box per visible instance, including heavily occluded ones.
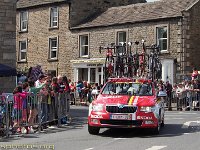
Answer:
[35,74,46,87]
[176,83,185,111]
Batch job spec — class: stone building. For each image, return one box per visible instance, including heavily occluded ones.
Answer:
[0,0,16,93]
[70,0,200,85]
[16,0,146,79]
[16,0,200,85]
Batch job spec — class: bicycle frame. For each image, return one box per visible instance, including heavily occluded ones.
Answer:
[99,41,162,83]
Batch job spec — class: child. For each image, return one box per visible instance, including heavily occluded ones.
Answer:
[27,78,46,133]
[51,77,60,124]
[12,86,26,133]
[22,83,29,124]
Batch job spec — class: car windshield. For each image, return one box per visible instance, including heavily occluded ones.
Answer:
[101,82,153,96]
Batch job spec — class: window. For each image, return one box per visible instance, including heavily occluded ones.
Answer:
[102,82,152,96]
[49,37,58,59]
[156,26,168,51]
[117,31,126,54]
[78,68,88,81]
[50,7,58,28]
[19,40,27,61]
[20,11,28,31]
[48,70,57,77]
[117,31,126,45]
[79,35,89,57]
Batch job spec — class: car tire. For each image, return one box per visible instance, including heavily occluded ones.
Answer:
[153,122,160,135]
[88,124,100,135]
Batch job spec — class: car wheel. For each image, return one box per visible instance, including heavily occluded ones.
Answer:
[153,122,160,135]
[88,124,100,135]
[161,118,164,127]
[153,125,160,135]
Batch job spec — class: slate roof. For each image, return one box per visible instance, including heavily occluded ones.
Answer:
[73,0,198,29]
[17,0,69,9]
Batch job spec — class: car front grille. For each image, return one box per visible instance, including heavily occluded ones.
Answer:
[100,120,142,126]
[106,105,137,113]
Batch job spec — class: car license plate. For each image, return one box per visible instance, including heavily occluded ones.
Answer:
[110,114,132,120]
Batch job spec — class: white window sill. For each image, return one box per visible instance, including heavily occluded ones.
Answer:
[80,55,89,58]
[48,58,58,62]
[19,30,28,33]
[49,26,59,30]
[17,60,27,63]
[160,50,169,54]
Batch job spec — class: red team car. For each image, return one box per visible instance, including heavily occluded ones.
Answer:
[88,78,166,135]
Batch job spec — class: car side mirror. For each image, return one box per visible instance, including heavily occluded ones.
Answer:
[157,91,167,97]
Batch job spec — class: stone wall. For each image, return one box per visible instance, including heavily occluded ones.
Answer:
[184,1,200,74]
[68,19,181,83]
[69,0,146,27]
[17,4,73,77]
[17,0,200,84]
[0,0,16,93]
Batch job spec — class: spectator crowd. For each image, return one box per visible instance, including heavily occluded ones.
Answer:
[4,72,102,135]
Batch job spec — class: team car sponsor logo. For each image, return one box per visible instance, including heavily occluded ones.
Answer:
[91,114,103,119]
[137,116,153,120]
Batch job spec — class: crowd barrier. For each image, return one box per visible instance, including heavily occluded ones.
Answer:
[0,92,70,137]
[73,89,100,105]
[166,90,200,111]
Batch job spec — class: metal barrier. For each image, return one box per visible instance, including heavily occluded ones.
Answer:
[0,95,8,137]
[70,91,76,105]
[166,90,200,111]
[0,92,71,137]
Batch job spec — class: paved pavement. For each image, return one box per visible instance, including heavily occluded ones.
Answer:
[1,106,200,150]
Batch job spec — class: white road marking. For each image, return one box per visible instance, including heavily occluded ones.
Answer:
[145,146,167,150]
[114,138,127,140]
[178,112,197,114]
[84,148,94,150]
[182,121,200,128]
[165,114,196,117]
[184,133,192,135]
[165,117,184,120]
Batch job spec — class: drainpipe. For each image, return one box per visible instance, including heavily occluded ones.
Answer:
[180,12,185,82]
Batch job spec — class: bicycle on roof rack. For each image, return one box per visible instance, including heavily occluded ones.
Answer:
[146,44,162,81]
[99,40,162,83]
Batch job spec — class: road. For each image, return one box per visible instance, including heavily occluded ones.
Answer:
[1,106,200,150]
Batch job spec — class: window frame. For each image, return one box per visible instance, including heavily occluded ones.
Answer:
[79,34,89,58]
[50,7,59,28]
[156,26,169,52]
[116,31,127,55]
[19,40,27,62]
[49,37,58,60]
[117,31,127,45]
[20,11,28,32]
[48,70,57,77]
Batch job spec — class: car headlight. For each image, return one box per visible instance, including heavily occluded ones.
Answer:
[92,104,104,112]
[140,106,156,112]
